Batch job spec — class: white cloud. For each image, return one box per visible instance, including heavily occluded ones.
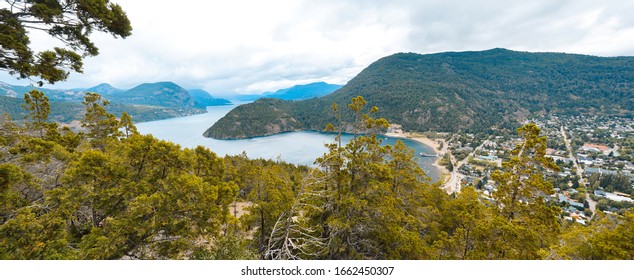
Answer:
[2,0,634,97]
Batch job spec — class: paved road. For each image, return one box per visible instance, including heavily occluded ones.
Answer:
[560,126,596,214]
[443,137,489,194]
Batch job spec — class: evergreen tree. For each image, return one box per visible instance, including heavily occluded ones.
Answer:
[490,123,561,259]
[271,96,439,259]
[119,112,138,138]
[242,165,294,257]
[81,92,121,148]
[0,0,132,85]
[22,90,50,137]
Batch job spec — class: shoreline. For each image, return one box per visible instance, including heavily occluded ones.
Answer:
[385,131,451,183]
[385,132,441,153]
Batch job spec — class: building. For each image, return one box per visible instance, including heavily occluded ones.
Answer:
[580,143,614,156]
[584,168,618,176]
[604,192,634,203]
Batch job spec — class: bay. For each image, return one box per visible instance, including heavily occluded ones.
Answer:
[136,105,441,182]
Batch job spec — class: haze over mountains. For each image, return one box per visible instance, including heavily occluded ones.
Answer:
[234,82,342,101]
[205,48,634,139]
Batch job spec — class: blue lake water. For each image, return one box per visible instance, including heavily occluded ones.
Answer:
[136,105,441,182]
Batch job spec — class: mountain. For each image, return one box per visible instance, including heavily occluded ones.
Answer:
[0,81,193,108]
[205,48,634,139]
[118,81,195,108]
[188,89,232,107]
[0,95,204,124]
[264,82,342,100]
[86,83,125,96]
[233,82,342,101]
[0,82,85,102]
[1,81,207,123]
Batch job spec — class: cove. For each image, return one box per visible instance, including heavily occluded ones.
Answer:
[136,105,441,182]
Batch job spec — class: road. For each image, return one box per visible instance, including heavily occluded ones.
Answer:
[443,137,489,194]
[560,125,596,214]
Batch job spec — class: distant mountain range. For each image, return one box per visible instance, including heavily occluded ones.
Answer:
[0,95,205,124]
[188,89,232,107]
[0,82,86,102]
[205,48,634,139]
[116,82,196,108]
[234,82,342,101]
[0,81,232,109]
[1,79,345,125]
[0,81,236,123]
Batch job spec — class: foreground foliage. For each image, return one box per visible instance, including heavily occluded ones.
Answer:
[1,92,633,259]
[0,0,132,85]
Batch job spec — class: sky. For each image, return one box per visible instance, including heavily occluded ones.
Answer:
[2,0,634,97]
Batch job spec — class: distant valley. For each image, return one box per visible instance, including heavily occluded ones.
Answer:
[205,48,634,139]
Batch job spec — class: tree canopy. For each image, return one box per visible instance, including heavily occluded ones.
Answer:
[0,0,132,85]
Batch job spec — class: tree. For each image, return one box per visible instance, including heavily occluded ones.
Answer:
[119,112,138,138]
[492,123,559,219]
[81,92,121,148]
[22,89,52,137]
[271,96,436,260]
[0,208,71,259]
[242,165,294,257]
[0,163,36,224]
[0,0,132,85]
[553,210,634,259]
[490,123,561,258]
[432,187,488,259]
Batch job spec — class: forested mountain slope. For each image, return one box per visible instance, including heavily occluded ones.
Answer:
[206,48,634,139]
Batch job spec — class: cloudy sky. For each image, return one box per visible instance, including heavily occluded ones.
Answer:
[2,0,634,97]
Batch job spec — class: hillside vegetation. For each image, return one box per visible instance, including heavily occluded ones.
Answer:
[206,48,634,139]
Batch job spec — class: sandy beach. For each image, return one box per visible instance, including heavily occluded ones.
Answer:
[385,131,451,183]
[385,131,444,154]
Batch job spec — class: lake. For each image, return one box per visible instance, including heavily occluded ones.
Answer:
[136,105,441,182]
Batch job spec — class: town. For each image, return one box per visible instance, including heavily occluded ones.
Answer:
[430,114,634,225]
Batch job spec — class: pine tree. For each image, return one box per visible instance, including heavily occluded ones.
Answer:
[22,90,50,137]
[276,96,437,259]
[119,112,138,138]
[490,123,561,259]
[81,92,121,149]
[1,0,131,85]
